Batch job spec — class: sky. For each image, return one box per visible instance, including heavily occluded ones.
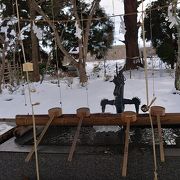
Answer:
[100,0,124,45]
[0,0,168,48]
[100,0,156,46]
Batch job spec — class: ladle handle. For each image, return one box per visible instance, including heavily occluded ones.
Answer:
[68,117,83,162]
[122,120,130,177]
[157,115,165,162]
[25,115,55,162]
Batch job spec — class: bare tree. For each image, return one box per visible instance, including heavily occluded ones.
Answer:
[31,0,100,84]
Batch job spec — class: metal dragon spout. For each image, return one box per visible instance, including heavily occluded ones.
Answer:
[100,64,141,114]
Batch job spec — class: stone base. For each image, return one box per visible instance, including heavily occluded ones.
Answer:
[0,137,180,180]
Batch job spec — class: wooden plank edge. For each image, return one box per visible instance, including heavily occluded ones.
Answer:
[0,127,16,144]
[15,113,180,127]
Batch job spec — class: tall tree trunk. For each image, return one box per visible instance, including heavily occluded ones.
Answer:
[71,0,100,84]
[124,0,141,70]
[175,25,180,90]
[29,0,40,82]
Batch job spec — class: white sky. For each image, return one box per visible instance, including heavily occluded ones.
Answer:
[100,0,124,45]
[100,0,157,45]
[0,0,170,47]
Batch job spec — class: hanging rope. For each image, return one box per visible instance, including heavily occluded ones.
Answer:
[51,0,63,108]
[15,0,26,63]
[141,0,149,106]
[12,2,26,105]
[18,1,180,25]
[112,0,115,15]
[55,42,63,108]
[149,1,155,98]
[85,83,89,107]
[112,0,116,45]
[26,69,40,180]
[57,71,63,108]
[80,3,89,107]
[15,1,40,179]
[149,109,158,180]
[141,1,158,179]
[22,84,27,106]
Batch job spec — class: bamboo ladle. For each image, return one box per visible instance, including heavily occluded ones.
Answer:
[25,107,62,162]
[121,111,137,177]
[68,107,90,162]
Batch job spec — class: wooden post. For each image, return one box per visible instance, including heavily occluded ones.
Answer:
[121,111,137,177]
[22,62,40,180]
[151,106,165,162]
[157,115,165,162]
[68,107,90,162]
[122,119,130,177]
[25,107,62,162]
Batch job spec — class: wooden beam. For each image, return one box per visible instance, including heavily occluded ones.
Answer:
[15,113,180,127]
[0,127,16,144]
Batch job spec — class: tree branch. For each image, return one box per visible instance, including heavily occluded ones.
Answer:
[119,40,125,44]
[83,0,101,60]
[37,0,46,5]
[31,0,78,67]
[72,0,80,24]
[71,0,83,63]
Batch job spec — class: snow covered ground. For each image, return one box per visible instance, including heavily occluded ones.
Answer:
[0,58,180,135]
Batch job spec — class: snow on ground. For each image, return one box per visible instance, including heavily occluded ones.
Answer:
[0,58,180,134]
[0,123,14,135]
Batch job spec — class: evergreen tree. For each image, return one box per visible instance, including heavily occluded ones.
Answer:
[144,0,179,69]
[0,0,41,81]
[0,0,114,83]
